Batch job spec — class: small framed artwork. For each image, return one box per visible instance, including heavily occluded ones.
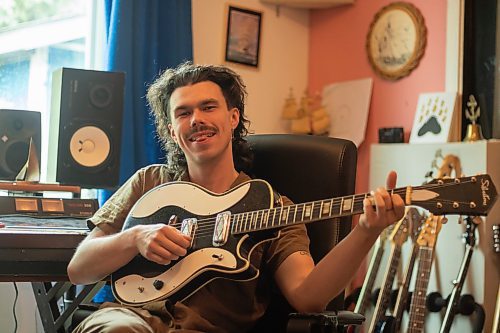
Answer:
[366,2,427,80]
[225,6,262,67]
[409,92,459,143]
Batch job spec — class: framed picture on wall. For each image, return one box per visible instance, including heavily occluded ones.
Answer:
[225,6,262,67]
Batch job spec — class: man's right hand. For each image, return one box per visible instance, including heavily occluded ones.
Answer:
[134,222,191,265]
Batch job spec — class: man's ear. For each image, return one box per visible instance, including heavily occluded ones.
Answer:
[168,123,178,143]
[231,108,240,130]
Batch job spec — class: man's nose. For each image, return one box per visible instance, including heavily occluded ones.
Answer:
[190,108,206,127]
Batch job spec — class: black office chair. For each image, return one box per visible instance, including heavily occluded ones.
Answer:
[246,134,361,333]
[71,134,363,332]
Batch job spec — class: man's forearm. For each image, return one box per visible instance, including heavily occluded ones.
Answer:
[295,225,379,311]
[67,228,138,285]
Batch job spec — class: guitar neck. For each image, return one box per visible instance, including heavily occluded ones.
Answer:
[232,193,368,234]
[392,242,420,330]
[231,174,496,234]
[368,245,403,332]
[408,246,434,333]
[440,244,474,333]
[354,238,386,315]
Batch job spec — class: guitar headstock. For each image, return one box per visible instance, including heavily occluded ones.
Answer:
[416,215,445,247]
[463,216,480,247]
[407,207,426,242]
[389,210,410,246]
[412,174,497,216]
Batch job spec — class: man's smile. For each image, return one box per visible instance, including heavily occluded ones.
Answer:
[188,129,217,142]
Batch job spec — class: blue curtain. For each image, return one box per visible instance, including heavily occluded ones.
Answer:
[98,0,193,204]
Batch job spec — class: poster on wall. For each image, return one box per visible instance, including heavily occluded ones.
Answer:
[409,92,459,143]
[322,78,373,147]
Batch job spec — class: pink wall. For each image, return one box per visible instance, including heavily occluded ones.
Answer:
[309,0,447,194]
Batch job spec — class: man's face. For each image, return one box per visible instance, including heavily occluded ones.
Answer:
[168,81,240,166]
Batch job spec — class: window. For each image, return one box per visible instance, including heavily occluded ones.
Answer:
[0,0,104,180]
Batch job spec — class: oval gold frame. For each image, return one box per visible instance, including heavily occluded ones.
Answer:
[366,2,427,81]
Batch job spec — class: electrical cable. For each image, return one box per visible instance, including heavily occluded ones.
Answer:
[12,282,18,333]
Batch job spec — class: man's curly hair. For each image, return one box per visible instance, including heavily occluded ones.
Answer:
[147,62,252,178]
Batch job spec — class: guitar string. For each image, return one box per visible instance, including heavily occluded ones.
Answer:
[164,179,481,237]
[173,182,475,232]
[173,196,475,239]
[169,196,479,238]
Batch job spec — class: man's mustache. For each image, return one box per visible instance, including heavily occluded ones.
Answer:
[188,125,218,136]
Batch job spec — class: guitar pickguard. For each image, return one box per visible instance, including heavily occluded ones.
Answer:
[114,247,237,304]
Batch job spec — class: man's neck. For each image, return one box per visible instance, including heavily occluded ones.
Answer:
[187,160,239,194]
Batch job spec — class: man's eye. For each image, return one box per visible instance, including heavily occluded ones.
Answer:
[203,105,216,111]
[178,110,191,117]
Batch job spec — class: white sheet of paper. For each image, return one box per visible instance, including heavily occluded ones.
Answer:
[322,78,373,146]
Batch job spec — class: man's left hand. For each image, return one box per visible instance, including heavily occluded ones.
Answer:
[358,170,405,233]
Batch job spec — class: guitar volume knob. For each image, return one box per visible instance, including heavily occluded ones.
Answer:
[153,279,164,290]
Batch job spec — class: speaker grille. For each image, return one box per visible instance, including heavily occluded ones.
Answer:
[0,109,41,180]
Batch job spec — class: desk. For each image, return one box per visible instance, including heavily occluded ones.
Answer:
[0,218,102,333]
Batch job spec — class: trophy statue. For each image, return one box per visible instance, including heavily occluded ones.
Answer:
[463,94,485,142]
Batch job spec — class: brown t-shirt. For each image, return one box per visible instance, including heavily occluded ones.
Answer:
[88,164,310,333]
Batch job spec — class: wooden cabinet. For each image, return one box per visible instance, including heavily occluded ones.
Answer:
[369,141,500,332]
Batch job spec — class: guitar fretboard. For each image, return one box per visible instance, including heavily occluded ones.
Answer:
[368,246,402,332]
[408,246,434,333]
[392,243,420,330]
[231,194,369,234]
[355,238,386,315]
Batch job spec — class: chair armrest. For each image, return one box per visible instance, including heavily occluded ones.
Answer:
[287,311,365,333]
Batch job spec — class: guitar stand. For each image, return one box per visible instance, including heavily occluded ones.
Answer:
[287,311,365,333]
[426,292,485,333]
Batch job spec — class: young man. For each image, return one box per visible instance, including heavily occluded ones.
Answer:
[68,62,405,333]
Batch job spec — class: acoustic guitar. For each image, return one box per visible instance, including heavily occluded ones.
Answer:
[111,175,497,306]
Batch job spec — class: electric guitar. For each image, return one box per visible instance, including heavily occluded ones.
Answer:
[354,228,390,316]
[368,213,410,333]
[111,175,497,306]
[439,216,479,333]
[407,215,445,333]
[372,207,425,333]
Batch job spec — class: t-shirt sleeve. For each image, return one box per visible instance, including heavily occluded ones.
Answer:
[87,169,146,234]
[264,195,310,275]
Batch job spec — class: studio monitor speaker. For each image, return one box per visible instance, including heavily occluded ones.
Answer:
[48,68,125,189]
[0,109,41,181]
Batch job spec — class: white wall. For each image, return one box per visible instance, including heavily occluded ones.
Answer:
[192,0,309,134]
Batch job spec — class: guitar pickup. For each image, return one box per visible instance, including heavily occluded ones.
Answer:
[213,211,231,247]
[181,218,197,247]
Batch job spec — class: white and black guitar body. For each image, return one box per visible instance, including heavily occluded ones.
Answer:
[112,179,280,306]
[111,175,497,307]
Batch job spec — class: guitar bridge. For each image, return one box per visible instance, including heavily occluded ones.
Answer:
[213,211,231,247]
